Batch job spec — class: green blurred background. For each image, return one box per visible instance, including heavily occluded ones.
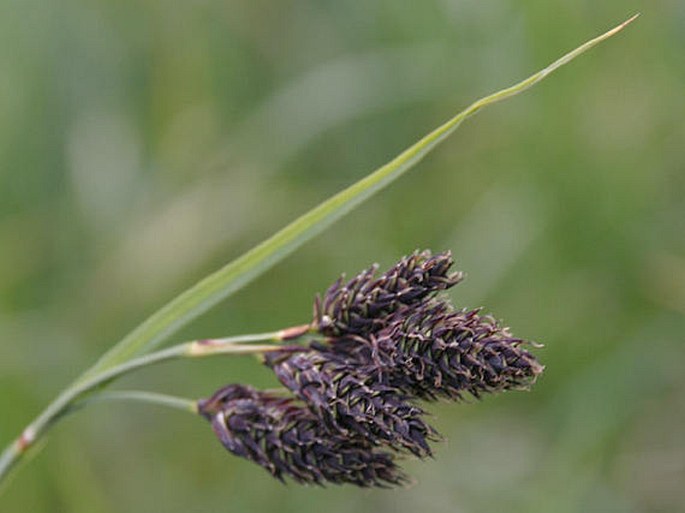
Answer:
[1,1,684,512]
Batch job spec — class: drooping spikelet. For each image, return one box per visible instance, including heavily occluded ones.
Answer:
[198,384,407,487]
[264,349,436,457]
[313,250,462,337]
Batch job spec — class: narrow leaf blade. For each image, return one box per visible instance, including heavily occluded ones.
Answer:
[84,15,638,376]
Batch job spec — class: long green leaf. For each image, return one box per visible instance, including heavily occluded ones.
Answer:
[84,15,638,377]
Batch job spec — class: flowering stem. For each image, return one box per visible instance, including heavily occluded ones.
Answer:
[0,327,308,487]
[74,390,199,414]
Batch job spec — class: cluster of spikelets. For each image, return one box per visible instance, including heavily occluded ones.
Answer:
[197,250,544,487]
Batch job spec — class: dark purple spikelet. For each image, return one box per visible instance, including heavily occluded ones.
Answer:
[198,384,407,487]
[198,250,543,487]
[320,301,544,401]
[264,349,436,458]
[313,250,463,337]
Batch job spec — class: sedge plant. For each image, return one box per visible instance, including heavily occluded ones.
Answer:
[0,15,638,491]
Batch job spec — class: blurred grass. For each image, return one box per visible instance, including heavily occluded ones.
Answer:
[1,1,683,512]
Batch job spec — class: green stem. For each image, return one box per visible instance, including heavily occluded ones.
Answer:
[0,443,21,489]
[75,390,199,414]
[0,328,298,487]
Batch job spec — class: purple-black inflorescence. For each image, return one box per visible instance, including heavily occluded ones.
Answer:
[313,250,463,337]
[316,301,544,401]
[200,250,543,487]
[264,349,436,457]
[197,384,407,487]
